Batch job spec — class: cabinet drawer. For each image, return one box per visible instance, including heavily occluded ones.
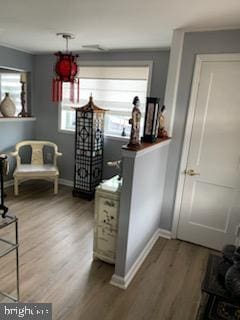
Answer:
[96,225,117,258]
[97,197,119,228]
[94,190,120,264]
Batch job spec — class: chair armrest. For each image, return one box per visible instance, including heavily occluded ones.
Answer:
[53,151,62,166]
[9,151,21,167]
[55,152,63,157]
[10,151,18,157]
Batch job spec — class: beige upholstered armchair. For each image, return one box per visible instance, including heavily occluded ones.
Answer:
[11,140,62,196]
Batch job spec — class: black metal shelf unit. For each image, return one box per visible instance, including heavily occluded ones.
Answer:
[0,156,19,302]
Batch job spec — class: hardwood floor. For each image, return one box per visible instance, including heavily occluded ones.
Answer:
[0,181,212,320]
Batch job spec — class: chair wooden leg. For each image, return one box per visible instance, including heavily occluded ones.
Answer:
[54,177,58,195]
[14,178,19,196]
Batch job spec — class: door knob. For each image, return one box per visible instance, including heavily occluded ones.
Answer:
[184,169,200,176]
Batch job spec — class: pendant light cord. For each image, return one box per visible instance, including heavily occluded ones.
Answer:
[66,36,69,53]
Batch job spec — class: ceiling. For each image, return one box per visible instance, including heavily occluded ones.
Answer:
[0,0,240,53]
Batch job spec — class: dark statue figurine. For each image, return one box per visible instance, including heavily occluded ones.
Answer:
[217,244,240,297]
[218,244,236,279]
[128,96,141,148]
[225,246,240,297]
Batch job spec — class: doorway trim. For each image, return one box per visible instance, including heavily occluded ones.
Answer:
[171,53,240,238]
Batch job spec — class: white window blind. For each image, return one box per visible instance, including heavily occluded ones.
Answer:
[60,65,150,136]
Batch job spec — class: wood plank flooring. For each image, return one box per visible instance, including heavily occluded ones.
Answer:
[0,181,213,320]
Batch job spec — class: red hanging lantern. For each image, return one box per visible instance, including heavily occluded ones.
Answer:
[52,33,80,103]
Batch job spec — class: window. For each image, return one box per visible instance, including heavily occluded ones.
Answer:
[0,73,22,115]
[59,64,151,137]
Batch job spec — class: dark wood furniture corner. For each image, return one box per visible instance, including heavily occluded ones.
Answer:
[197,254,240,320]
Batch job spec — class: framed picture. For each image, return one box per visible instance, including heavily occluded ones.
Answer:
[142,97,160,142]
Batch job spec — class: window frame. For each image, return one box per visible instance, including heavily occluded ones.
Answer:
[58,60,153,139]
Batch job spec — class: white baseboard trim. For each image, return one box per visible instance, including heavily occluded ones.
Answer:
[110,228,162,290]
[110,274,127,290]
[59,178,73,187]
[158,228,172,240]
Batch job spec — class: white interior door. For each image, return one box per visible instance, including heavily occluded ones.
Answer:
[177,55,240,250]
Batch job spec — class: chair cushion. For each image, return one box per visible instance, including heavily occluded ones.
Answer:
[14,164,59,177]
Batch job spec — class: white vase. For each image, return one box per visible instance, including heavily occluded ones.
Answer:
[0,93,16,117]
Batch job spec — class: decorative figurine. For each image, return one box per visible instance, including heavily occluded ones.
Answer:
[225,247,240,297]
[18,73,29,118]
[107,160,122,180]
[121,119,127,136]
[218,244,236,279]
[128,96,141,148]
[0,93,16,117]
[121,127,126,137]
[216,244,240,297]
[158,105,168,139]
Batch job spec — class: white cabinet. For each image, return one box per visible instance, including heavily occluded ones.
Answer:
[93,175,122,264]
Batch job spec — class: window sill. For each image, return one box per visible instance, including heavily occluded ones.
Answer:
[58,128,74,135]
[0,117,36,122]
[104,134,129,142]
[58,128,129,142]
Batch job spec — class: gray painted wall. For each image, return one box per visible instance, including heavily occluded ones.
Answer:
[0,45,33,72]
[0,46,35,179]
[115,143,169,277]
[160,29,240,231]
[34,50,170,181]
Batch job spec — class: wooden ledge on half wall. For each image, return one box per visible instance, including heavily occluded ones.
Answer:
[122,137,171,152]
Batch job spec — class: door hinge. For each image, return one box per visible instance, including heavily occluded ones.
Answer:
[235,225,240,245]
[235,225,240,237]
